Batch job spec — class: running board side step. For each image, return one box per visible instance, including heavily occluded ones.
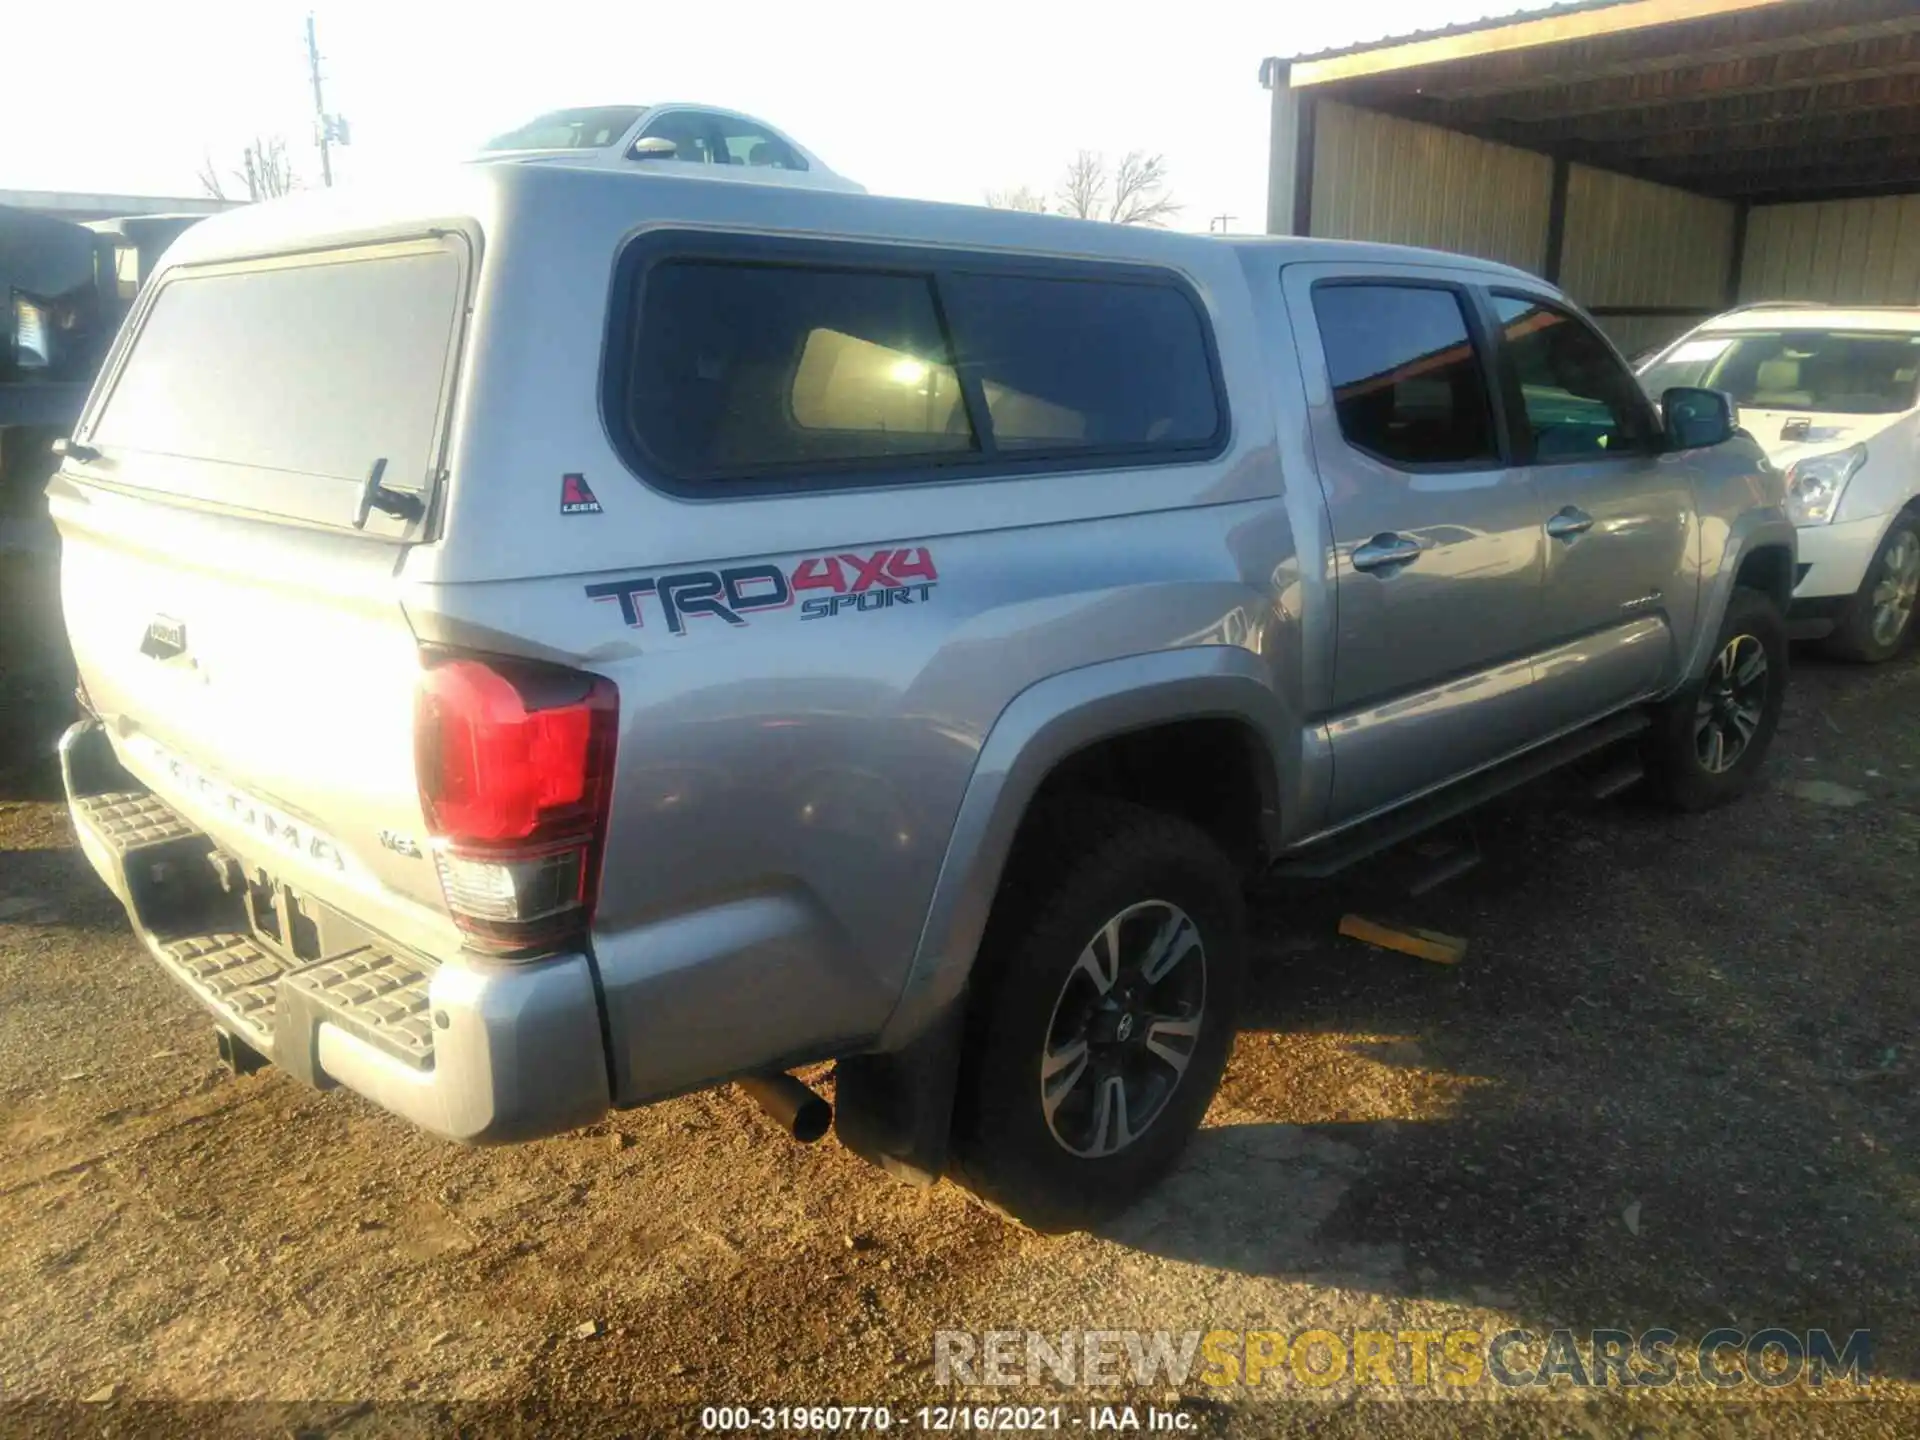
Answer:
[1272,710,1651,881]
[1586,755,1647,801]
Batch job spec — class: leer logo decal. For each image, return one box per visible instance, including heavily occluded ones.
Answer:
[586,547,939,636]
[560,473,602,515]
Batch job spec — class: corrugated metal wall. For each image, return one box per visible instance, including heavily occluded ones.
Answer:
[1310,101,1552,273]
[1741,195,1920,305]
[1561,167,1736,308]
[1297,106,1920,357]
[1561,166,1735,355]
[1589,313,1692,362]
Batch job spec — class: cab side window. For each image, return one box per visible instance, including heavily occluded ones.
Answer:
[1311,283,1497,468]
[1493,295,1654,461]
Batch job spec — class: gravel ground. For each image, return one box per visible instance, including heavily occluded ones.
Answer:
[1,553,1917,1438]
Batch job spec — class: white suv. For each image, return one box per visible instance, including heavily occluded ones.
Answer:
[1640,305,1920,662]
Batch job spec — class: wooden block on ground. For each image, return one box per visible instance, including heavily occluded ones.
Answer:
[1338,913,1468,966]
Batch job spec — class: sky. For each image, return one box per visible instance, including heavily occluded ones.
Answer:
[1,0,1554,234]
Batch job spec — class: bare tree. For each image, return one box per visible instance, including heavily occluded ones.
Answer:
[197,136,301,203]
[1056,150,1106,221]
[1047,150,1180,226]
[1108,151,1180,226]
[196,151,227,202]
[984,185,1049,213]
[240,136,300,200]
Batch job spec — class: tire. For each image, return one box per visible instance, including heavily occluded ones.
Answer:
[1643,585,1787,812]
[948,798,1245,1231]
[1823,514,1920,664]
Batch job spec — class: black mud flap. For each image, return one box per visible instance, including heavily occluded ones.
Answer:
[833,998,967,1188]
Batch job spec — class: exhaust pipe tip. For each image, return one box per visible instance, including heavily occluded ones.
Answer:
[737,1071,832,1143]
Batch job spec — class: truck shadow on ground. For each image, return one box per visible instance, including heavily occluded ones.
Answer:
[0,751,69,803]
[0,839,129,933]
[1102,650,1920,1383]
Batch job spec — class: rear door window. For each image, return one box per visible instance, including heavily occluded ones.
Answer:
[1310,283,1498,467]
[89,244,464,525]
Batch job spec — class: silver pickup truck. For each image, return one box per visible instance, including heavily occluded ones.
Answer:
[50,162,1793,1228]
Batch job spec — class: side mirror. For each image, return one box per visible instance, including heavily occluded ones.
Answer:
[1662,386,1735,449]
[627,135,679,161]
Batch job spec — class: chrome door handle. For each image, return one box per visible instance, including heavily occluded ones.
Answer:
[1546,507,1594,540]
[1350,534,1422,573]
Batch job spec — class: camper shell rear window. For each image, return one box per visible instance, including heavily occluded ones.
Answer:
[83,237,468,533]
[606,233,1229,494]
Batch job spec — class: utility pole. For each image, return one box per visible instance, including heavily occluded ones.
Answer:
[1209,213,1238,234]
[306,13,335,187]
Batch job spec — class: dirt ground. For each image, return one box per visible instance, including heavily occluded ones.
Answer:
[2,550,1918,1438]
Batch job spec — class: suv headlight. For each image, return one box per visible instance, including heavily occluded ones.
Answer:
[1784,443,1867,526]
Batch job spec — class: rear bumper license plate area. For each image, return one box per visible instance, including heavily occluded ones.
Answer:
[66,779,439,1072]
[59,721,611,1142]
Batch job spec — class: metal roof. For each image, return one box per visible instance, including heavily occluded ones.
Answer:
[1261,0,1920,205]
[0,190,235,222]
[1701,304,1920,331]
[1266,0,1636,70]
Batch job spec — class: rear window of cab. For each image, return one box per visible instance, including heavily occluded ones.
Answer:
[606,235,1228,492]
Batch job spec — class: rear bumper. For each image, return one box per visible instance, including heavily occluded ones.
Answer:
[60,721,611,1143]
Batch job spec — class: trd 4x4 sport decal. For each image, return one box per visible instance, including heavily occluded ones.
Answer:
[585,547,939,636]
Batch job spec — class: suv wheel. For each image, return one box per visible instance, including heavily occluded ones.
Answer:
[949,799,1244,1230]
[1825,515,1920,664]
[1643,585,1787,811]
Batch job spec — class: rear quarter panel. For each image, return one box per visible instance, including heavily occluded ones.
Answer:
[413,508,1294,1100]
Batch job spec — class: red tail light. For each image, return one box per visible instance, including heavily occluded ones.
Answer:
[415,657,618,955]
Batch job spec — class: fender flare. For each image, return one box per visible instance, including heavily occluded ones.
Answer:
[876,645,1290,1053]
[1681,505,1798,684]
[835,647,1289,1184]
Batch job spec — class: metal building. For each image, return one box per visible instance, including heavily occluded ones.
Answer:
[1261,0,1920,353]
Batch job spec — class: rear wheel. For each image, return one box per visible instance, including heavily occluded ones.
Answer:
[1824,515,1920,664]
[948,800,1244,1231]
[1643,585,1787,811]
